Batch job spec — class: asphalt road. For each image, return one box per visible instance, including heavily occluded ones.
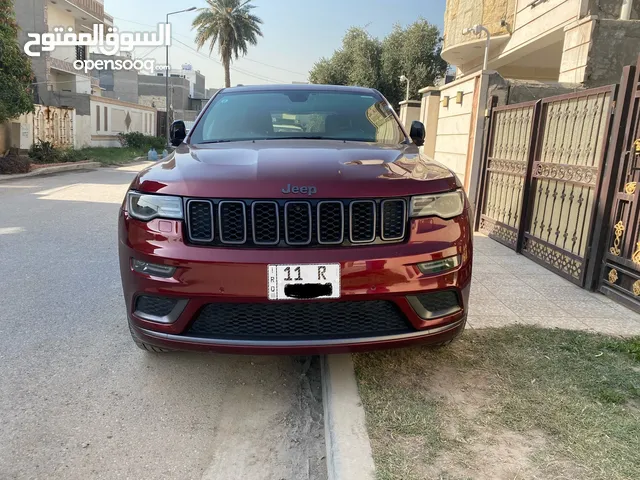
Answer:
[0,165,326,480]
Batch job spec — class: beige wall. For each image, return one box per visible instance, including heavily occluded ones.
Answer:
[504,0,579,56]
[90,97,156,146]
[433,75,479,186]
[558,16,596,83]
[443,0,515,50]
[419,88,441,159]
[444,0,582,79]
[560,17,640,85]
[0,114,33,152]
[75,115,92,148]
[398,101,421,130]
[47,2,76,29]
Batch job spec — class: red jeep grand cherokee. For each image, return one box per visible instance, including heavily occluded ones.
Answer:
[118,85,473,354]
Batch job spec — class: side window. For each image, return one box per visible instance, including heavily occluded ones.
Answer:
[96,105,100,131]
[104,107,108,132]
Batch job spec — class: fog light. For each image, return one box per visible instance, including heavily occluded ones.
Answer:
[416,255,460,275]
[132,259,176,278]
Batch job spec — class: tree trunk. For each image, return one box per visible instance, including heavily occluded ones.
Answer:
[223,55,231,88]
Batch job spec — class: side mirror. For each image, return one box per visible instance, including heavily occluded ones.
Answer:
[410,120,425,147]
[170,120,187,146]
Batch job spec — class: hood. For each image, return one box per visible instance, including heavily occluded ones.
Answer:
[132,140,460,198]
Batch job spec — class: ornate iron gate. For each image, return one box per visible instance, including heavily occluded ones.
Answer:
[598,59,640,311]
[477,87,617,286]
[521,87,616,286]
[477,101,538,249]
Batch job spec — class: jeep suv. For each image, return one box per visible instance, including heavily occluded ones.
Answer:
[118,84,473,354]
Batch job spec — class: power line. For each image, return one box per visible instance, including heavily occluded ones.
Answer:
[110,15,306,79]
[171,38,284,84]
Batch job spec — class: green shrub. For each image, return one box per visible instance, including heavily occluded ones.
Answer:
[117,132,146,149]
[58,148,89,163]
[28,139,59,163]
[118,132,166,151]
[0,153,31,174]
[28,140,91,164]
[147,136,167,151]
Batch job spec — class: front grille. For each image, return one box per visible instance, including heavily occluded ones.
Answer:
[285,201,312,245]
[135,295,178,317]
[186,301,414,340]
[381,199,406,240]
[219,201,246,244]
[187,200,213,242]
[318,201,344,244]
[350,201,376,243]
[185,197,408,248]
[252,201,279,244]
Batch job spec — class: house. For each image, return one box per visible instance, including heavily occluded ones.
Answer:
[405,0,640,205]
[441,0,639,85]
[11,0,156,148]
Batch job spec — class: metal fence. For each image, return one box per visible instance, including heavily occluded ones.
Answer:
[476,55,640,313]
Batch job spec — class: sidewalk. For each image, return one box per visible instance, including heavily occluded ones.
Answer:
[470,233,640,336]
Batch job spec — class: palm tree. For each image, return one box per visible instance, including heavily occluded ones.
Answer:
[193,0,263,87]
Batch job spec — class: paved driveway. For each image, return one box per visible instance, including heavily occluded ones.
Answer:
[0,166,326,480]
[470,234,640,335]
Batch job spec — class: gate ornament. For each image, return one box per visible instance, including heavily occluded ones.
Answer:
[633,242,640,265]
[610,221,625,256]
[608,268,619,284]
[633,280,640,297]
[625,182,637,195]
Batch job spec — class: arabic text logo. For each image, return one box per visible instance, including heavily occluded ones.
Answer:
[23,23,172,58]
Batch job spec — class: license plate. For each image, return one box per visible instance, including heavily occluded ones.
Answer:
[268,264,340,300]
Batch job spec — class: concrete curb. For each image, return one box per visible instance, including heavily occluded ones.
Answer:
[0,161,101,183]
[322,354,375,480]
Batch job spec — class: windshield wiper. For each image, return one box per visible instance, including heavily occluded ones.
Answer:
[262,136,325,140]
[197,139,236,144]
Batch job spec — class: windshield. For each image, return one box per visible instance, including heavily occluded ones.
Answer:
[189,89,407,145]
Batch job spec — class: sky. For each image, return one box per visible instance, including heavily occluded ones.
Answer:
[105,0,446,89]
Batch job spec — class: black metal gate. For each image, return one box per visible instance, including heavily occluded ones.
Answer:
[476,55,640,310]
[477,101,538,250]
[477,86,617,287]
[521,86,616,286]
[597,58,640,311]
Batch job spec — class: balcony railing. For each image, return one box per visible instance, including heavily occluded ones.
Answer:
[64,0,104,21]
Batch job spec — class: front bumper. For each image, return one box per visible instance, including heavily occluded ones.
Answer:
[119,209,473,354]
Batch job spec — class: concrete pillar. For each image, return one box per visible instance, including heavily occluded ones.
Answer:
[398,100,421,131]
[418,87,440,158]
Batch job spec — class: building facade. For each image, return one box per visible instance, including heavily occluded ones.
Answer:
[441,0,640,84]
[8,0,157,148]
[14,0,109,108]
[410,0,640,206]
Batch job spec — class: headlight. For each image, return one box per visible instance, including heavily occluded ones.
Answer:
[410,190,465,219]
[127,192,184,221]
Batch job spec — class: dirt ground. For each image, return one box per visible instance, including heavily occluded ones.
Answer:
[201,356,327,480]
